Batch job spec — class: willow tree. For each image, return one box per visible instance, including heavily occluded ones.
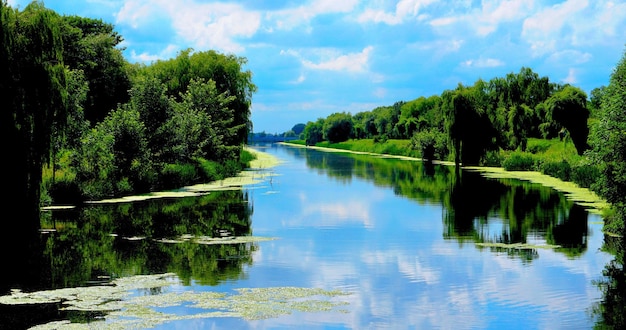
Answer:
[545,85,590,155]
[443,84,497,166]
[1,1,68,286]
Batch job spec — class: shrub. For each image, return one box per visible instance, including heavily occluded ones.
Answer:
[502,152,536,171]
[526,139,552,154]
[239,149,256,168]
[540,160,571,181]
[571,162,600,188]
[481,150,503,167]
[46,178,82,205]
[160,163,198,189]
[195,159,222,182]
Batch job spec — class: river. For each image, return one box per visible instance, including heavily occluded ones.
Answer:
[0,143,619,329]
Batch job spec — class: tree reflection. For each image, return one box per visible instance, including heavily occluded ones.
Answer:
[593,234,625,329]
[33,190,255,290]
[296,147,590,259]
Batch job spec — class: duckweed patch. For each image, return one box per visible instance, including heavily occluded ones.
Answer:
[465,167,609,214]
[475,242,562,250]
[1,274,351,329]
[153,235,277,245]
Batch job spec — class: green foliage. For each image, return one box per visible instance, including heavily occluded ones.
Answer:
[60,15,131,125]
[302,118,325,145]
[239,149,256,169]
[570,161,600,189]
[313,139,417,157]
[526,139,552,154]
[323,112,353,143]
[291,123,306,136]
[502,152,536,171]
[545,85,590,155]
[141,49,256,145]
[588,49,626,235]
[160,163,199,189]
[539,160,571,182]
[410,129,448,160]
[2,1,68,238]
[443,84,497,166]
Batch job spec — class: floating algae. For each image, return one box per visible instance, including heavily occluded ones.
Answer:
[475,242,562,250]
[464,167,609,214]
[0,273,351,329]
[152,235,277,245]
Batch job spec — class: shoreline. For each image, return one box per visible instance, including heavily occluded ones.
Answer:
[279,142,608,215]
[43,146,282,207]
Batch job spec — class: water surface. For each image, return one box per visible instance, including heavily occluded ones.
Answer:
[0,143,615,329]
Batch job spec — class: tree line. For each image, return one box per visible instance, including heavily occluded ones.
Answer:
[1,0,256,277]
[303,66,591,163]
[300,54,626,237]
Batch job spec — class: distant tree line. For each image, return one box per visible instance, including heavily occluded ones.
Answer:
[248,123,305,142]
[302,67,591,164]
[2,1,256,244]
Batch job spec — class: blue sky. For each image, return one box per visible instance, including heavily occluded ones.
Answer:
[8,0,626,133]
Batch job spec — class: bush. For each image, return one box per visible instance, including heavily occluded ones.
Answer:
[160,163,198,189]
[540,160,571,181]
[502,152,536,171]
[481,150,503,167]
[239,149,256,168]
[526,139,552,154]
[46,178,82,205]
[195,159,222,182]
[571,162,600,188]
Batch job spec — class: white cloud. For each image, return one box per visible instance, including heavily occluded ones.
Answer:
[284,46,375,73]
[358,0,437,25]
[462,58,505,68]
[268,0,358,31]
[547,50,592,65]
[130,45,179,63]
[429,0,533,36]
[563,68,578,84]
[521,0,588,55]
[116,0,261,53]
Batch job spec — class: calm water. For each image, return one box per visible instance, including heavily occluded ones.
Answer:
[0,143,618,329]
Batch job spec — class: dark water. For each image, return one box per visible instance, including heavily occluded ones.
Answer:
[1,143,622,329]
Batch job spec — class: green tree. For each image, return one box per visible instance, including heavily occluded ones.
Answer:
[291,123,306,136]
[60,15,131,125]
[443,85,496,166]
[75,106,154,198]
[589,50,626,235]
[144,49,256,145]
[546,85,590,155]
[410,128,448,161]
[302,118,325,145]
[129,76,173,159]
[1,0,68,283]
[507,104,533,151]
[323,112,353,143]
[159,78,236,163]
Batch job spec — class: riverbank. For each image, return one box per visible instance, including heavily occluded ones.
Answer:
[281,141,608,215]
[47,147,282,206]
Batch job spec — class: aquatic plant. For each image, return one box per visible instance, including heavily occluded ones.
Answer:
[0,273,351,329]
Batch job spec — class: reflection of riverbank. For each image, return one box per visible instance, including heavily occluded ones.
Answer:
[282,142,608,217]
